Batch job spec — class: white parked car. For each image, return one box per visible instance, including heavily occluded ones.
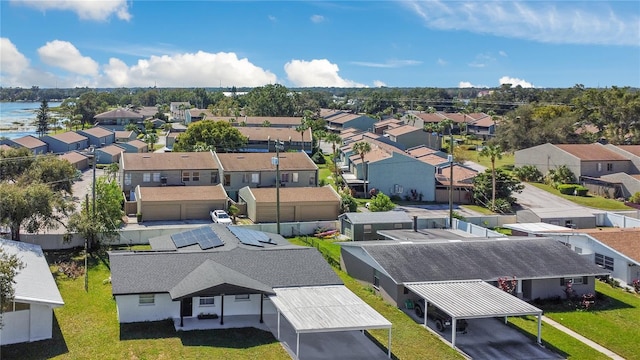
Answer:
[210,210,232,225]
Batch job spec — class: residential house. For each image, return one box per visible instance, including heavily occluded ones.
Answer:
[214,152,318,201]
[548,228,640,287]
[77,126,116,148]
[434,164,478,204]
[59,151,89,171]
[238,186,341,224]
[117,139,148,153]
[340,237,608,307]
[383,125,433,149]
[185,108,214,124]
[0,239,64,345]
[373,119,403,135]
[0,144,12,151]
[325,113,377,133]
[94,108,145,130]
[136,106,159,119]
[237,127,313,153]
[194,115,304,128]
[119,152,219,199]
[1,135,48,154]
[165,132,180,150]
[514,143,632,179]
[109,225,392,360]
[135,184,228,221]
[170,102,191,122]
[600,145,640,197]
[114,130,137,143]
[516,207,600,229]
[95,144,125,164]
[41,131,89,153]
[465,113,497,138]
[406,146,448,167]
[339,211,413,241]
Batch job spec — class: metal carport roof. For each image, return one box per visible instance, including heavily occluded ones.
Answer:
[405,280,542,348]
[270,285,392,358]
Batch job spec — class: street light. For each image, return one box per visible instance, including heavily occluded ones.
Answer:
[271,139,284,235]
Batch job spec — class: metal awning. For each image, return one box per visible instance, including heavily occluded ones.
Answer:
[270,285,392,358]
[405,280,543,348]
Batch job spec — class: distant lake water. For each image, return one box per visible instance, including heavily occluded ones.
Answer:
[0,101,62,139]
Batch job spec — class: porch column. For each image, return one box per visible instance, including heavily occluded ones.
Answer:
[387,328,392,358]
[259,294,264,323]
[277,310,281,339]
[517,279,523,298]
[180,299,184,327]
[220,294,225,325]
[451,317,457,348]
[296,332,300,359]
[537,314,542,344]
[423,299,427,327]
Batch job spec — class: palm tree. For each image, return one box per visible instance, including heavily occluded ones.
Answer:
[479,144,503,210]
[352,141,372,197]
[295,120,309,152]
[325,133,342,157]
[144,132,158,152]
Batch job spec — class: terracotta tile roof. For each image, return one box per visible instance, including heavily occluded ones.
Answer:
[406,145,439,158]
[95,108,144,120]
[555,144,629,161]
[417,154,448,166]
[216,152,317,172]
[122,152,218,171]
[340,128,362,136]
[98,144,125,156]
[80,127,114,138]
[328,113,362,124]
[470,116,496,127]
[126,139,147,149]
[247,186,340,203]
[576,228,640,262]
[616,145,640,157]
[237,127,311,142]
[115,130,134,139]
[139,184,227,202]
[11,135,47,149]
[436,164,478,187]
[59,151,88,164]
[574,124,599,135]
[384,125,421,136]
[48,131,88,144]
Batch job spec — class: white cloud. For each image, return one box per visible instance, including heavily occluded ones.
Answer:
[268,15,277,22]
[404,0,640,46]
[459,81,487,88]
[310,15,325,23]
[11,0,131,21]
[437,58,447,66]
[468,53,496,68]
[499,50,508,57]
[284,59,366,87]
[350,59,421,68]
[373,80,387,87]
[38,40,99,76]
[102,51,277,87]
[0,38,62,87]
[0,37,30,75]
[499,76,534,88]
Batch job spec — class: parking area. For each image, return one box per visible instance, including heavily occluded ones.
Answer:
[404,308,562,360]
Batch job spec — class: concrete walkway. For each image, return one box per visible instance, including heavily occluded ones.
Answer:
[541,316,625,359]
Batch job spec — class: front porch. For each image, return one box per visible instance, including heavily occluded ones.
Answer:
[173,314,270,331]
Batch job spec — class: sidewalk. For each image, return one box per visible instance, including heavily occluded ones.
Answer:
[541,316,625,359]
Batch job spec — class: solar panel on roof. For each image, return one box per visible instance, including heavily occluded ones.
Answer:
[171,232,198,248]
[196,227,224,249]
[229,226,272,246]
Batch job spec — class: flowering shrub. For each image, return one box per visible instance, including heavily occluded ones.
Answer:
[581,293,595,309]
[633,279,640,293]
[498,276,517,294]
[564,280,576,299]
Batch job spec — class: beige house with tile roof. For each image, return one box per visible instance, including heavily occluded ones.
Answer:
[238,186,341,223]
[135,184,228,221]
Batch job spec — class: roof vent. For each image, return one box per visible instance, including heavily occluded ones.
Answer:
[143,155,151,158]
[181,155,189,158]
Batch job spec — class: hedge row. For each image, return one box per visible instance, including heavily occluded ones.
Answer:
[557,184,588,196]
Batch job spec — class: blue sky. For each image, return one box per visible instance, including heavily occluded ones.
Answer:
[1,1,639,89]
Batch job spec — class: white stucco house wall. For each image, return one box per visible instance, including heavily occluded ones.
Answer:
[0,239,64,345]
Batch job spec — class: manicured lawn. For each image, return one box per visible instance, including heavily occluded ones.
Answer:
[459,148,515,170]
[529,183,633,210]
[539,282,640,360]
[1,249,288,360]
[460,204,495,215]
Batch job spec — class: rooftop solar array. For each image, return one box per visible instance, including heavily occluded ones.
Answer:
[171,226,224,250]
[229,226,276,247]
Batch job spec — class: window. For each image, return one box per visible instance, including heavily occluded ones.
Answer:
[192,171,200,182]
[607,163,613,171]
[2,301,30,312]
[309,176,315,185]
[182,171,190,182]
[251,173,260,184]
[242,173,250,183]
[211,173,219,184]
[597,163,602,172]
[373,269,380,289]
[224,174,231,186]
[363,224,372,234]
[124,173,131,186]
[281,173,289,183]
[143,173,151,182]
[235,294,250,301]
[561,277,587,285]
[394,223,403,229]
[139,294,155,305]
[153,172,161,182]
[199,296,215,306]
[595,253,614,270]
[292,172,299,183]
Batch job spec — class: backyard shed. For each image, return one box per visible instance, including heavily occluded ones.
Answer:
[339,211,413,241]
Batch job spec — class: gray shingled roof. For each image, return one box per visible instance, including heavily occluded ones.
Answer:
[340,211,413,224]
[109,247,342,295]
[359,238,608,283]
[169,260,275,299]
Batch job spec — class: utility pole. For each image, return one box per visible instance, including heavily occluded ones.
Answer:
[272,139,284,235]
[448,126,454,229]
[92,146,97,219]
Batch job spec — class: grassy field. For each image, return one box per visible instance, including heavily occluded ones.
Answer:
[540,282,640,360]
[1,249,288,360]
[460,204,495,215]
[529,183,633,210]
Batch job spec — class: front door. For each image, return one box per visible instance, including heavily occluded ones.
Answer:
[181,297,193,317]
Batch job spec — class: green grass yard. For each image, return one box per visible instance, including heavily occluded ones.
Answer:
[529,183,633,210]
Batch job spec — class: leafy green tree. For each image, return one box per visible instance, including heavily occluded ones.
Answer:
[341,193,358,213]
[0,182,60,241]
[227,204,239,224]
[24,155,77,194]
[352,141,372,196]
[0,247,25,326]
[295,120,310,152]
[36,99,50,138]
[479,144,503,209]
[368,192,395,212]
[76,92,100,129]
[513,165,543,183]
[66,177,123,248]
[325,133,342,158]
[545,165,576,188]
[472,169,524,211]
[0,147,34,182]
[143,131,158,152]
[245,84,298,116]
[173,120,247,152]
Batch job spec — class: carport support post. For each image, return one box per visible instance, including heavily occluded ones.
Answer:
[296,332,300,358]
[387,328,391,358]
[452,317,457,348]
[537,314,542,344]
[259,295,264,323]
[277,310,280,339]
[220,294,224,325]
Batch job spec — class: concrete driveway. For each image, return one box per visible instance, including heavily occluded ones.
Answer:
[513,183,578,209]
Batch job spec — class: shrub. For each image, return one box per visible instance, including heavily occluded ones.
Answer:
[546,165,576,187]
[491,198,513,213]
[340,193,357,213]
[574,185,589,196]
[390,194,402,202]
[630,192,640,204]
[57,261,85,279]
[557,184,579,195]
[513,165,543,182]
[319,179,326,187]
[311,151,326,164]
